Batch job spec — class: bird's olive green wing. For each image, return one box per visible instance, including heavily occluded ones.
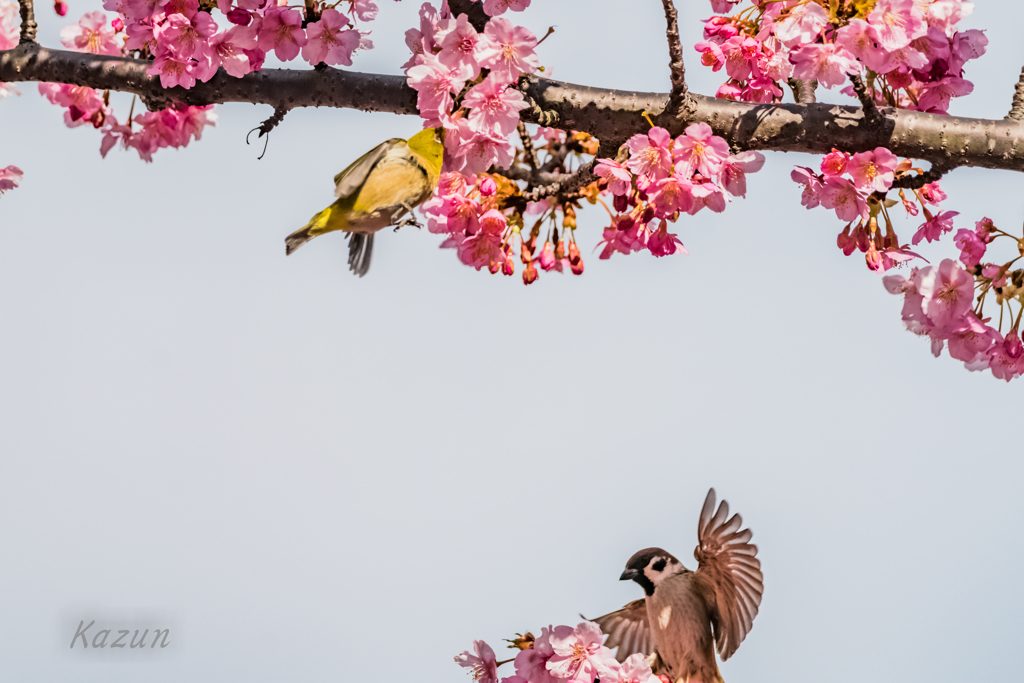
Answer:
[333,139,402,199]
[587,598,653,663]
[693,488,763,661]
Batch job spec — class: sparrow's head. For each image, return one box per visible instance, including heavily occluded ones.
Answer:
[619,547,684,596]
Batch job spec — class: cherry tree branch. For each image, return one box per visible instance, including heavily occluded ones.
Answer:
[18,0,37,44]
[5,44,1024,174]
[659,0,690,115]
[1007,66,1024,121]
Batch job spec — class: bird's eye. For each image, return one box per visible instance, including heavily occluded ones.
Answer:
[652,558,667,572]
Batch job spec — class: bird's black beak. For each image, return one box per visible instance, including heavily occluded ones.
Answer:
[619,568,639,581]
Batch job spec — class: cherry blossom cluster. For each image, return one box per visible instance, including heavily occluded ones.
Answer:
[456,622,667,683]
[31,11,217,161]
[404,2,538,177]
[700,0,984,109]
[421,131,587,286]
[594,123,764,260]
[884,246,1024,382]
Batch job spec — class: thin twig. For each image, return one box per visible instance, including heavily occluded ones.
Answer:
[660,0,689,114]
[1008,66,1024,121]
[18,0,37,44]
[891,161,954,190]
[522,160,598,203]
[246,106,289,160]
[849,74,884,128]
[518,121,539,172]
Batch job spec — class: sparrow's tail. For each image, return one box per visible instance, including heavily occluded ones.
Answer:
[347,233,373,277]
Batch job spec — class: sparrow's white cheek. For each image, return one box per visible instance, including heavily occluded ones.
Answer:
[658,604,672,630]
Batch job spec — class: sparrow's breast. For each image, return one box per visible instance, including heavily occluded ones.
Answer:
[646,572,722,683]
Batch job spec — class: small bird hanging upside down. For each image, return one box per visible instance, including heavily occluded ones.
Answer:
[285,127,444,277]
[589,489,763,683]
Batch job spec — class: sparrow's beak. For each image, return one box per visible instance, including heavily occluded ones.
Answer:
[619,568,639,581]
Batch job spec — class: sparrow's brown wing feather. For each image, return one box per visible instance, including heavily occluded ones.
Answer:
[588,598,654,663]
[693,488,763,661]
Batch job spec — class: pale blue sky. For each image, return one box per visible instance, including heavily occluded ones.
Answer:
[1,1,1022,682]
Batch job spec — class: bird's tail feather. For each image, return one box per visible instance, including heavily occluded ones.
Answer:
[285,205,335,255]
[348,233,373,277]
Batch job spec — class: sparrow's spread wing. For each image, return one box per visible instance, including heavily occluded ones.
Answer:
[588,598,653,663]
[333,140,399,199]
[693,488,763,661]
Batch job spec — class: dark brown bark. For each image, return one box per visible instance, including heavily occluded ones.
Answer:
[18,0,37,44]
[659,0,690,115]
[4,44,1024,174]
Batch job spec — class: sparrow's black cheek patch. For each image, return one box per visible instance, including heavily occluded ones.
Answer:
[635,573,656,597]
[652,558,667,573]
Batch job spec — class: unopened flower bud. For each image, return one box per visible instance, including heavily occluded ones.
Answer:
[53,0,67,15]
[538,241,556,270]
[502,252,515,276]
[488,259,501,274]
[479,176,497,196]
[613,194,628,213]
[562,205,576,230]
[227,7,252,25]
[522,263,538,285]
[111,17,124,31]
[554,238,565,260]
[641,206,655,225]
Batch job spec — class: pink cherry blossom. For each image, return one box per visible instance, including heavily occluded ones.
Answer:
[791,166,825,209]
[820,149,849,177]
[916,76,973,113]
[757,50,793,82]
[60,11,122,55]
[647,221,688,257]
[988,331,1024,382]
[302,9,360,67]
[846,147,898,193]
[0,165,23,194]
[821,176,868,222]
[147,50,197,89]
[953,228,986,268]
[687,179,728,214]
[625,127,674,188]
[694,40,725,71]
[456,640,498,683]
[462,75,529,136]
[196,25,258,80]
[444,120,515,176]
[719,150,765,197]
[720,35,760,81]
[947,312,997,364]
[790,43,861,89]
[674,122,729,178]
[947,28,987,73]
[155,12,218,60]
[912,209,958,245]
[649,175,694,217]
[479,0,530,16]
[439,13,483,77]
[456,231,505,270]
[350,0,377,22]
[547,622,617,683]
[836,19,897,74]
[710,0,741,13]
[407,54,474,121]
[919,181,947,205]
[868,0,928,51]
[594,159,632,196]
[476,17,539,83]
[774,1,828,47]
[606,653,660,683]
[915,258,975,329]
[256,7,307,62]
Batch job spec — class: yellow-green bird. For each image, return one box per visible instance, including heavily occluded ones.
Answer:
[285,128,445,276]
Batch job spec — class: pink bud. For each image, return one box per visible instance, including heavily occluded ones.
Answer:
[111,17,124,31]
[227,8,252,25]
[478,176,497,196]
[522,262,538,285]
[53,0,67,15]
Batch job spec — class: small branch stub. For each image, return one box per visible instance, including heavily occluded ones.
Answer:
[1007,66,1024,121]
[849,74,884,129]
[18,0,37,44]
[660,0,691,116]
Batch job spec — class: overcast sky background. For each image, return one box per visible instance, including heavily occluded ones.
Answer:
[2,1,1023,681]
